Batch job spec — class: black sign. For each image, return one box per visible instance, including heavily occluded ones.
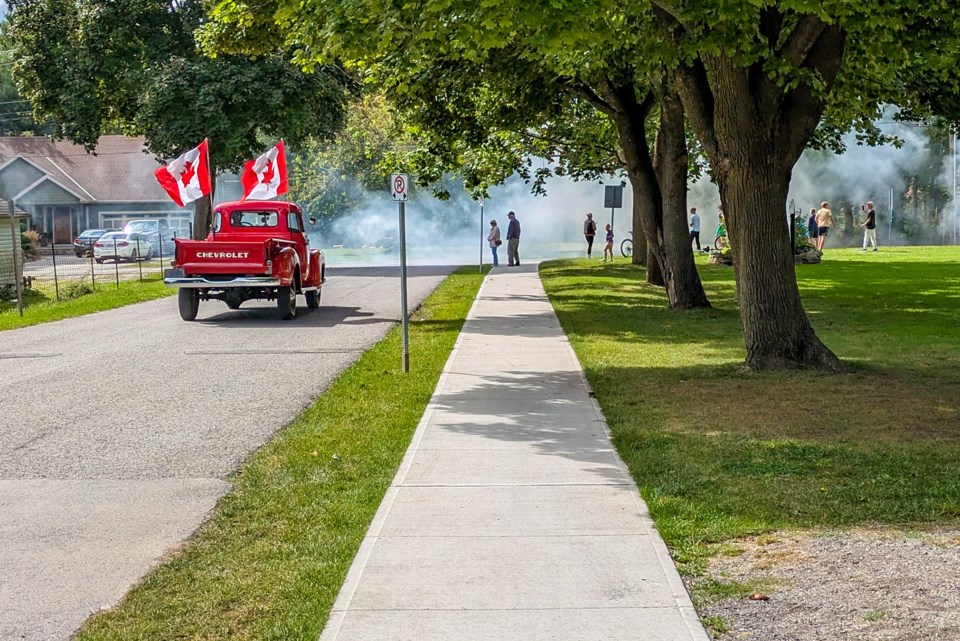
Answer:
[604,185,623,209]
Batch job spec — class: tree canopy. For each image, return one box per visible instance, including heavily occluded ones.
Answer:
[49,0,960,366]
[7,0,353,169]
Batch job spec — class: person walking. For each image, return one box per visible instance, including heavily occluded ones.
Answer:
[861,201,879,251]
[506,211,521,266]
[807,208,819,246]
[602,223,614,262]
[583,212,597,257]
[689,207,701,251]
[487,219,501,265]
[815,201,834,252]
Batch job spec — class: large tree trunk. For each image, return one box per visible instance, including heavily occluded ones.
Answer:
[193,158,216,240]
[628,191,662,285]
[630,194,647,266]
[670,13,846,369]
[719,136,840,370]
[607,80,708,308]
[193,198,212,240]
[654,87,710,308]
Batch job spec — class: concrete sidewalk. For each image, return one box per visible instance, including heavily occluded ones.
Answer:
[320,265,709,641]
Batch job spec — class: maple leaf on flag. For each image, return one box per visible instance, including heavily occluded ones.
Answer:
[154,140,211,207]
[180,160,196,187]
[241,141,288,201]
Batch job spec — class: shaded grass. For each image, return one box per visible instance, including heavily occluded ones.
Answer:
[74,266,488,641]
[540,247,960,574]
[0,280,174,331]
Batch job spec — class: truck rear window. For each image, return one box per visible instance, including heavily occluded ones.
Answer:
[229,211,279,228]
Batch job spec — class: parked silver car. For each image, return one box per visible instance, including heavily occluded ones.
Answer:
[93,232,153,263]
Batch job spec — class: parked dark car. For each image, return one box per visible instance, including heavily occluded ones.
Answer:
[73,229,108,257]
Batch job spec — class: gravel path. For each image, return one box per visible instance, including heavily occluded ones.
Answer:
[693,528,960,641]
[0,265,456,641]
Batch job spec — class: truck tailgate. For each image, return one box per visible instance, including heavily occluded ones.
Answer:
[175,240,269,275]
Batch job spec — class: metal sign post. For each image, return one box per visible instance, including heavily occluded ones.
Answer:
[888,187,894,246]
[604,185,623,234]
[7,200,23,316]
[391,173,410,373]
[788,198,796,252]
[478,197,485,273]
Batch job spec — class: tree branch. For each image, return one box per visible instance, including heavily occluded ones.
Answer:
[778,14,828,68]
[647,0,683,24]
[673,61,718,159]
[759,6,784,48]
[562,78,619,118]
[779,24,846,161]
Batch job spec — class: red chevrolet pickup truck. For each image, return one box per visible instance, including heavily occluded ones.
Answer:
[164,200,324,321]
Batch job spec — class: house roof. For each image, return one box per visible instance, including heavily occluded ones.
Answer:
[0,135,173,203]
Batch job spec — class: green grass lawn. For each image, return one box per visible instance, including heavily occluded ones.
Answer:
[0,279,174,331]
[74,266,488,641]
[540,247,960,574]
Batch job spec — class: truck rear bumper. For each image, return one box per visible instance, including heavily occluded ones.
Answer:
[164,274,281,289]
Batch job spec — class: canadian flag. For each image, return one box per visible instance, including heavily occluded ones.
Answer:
[154,140,211,207]
[241,141,288,201]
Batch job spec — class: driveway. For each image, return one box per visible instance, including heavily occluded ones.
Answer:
[0,265,457,641]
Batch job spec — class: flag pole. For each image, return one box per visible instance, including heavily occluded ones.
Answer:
[207,138,215,240]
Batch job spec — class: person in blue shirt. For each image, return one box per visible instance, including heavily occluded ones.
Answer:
[689,207,701,250]
[506,211,521,266]
[807,208,819,245]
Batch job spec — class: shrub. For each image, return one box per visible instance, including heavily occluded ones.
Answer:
[21,230,41,257]
[792,214,815,253]
[62,278,94,299]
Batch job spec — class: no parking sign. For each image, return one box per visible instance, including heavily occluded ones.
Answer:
[391,174,408,202]
[390,173,411,371]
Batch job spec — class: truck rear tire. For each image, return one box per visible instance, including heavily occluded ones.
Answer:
[278,286,297,320]
[178,289,199,321]
[305,289,320,309]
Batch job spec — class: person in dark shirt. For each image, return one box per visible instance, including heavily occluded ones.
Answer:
[861,202,879,251]
[807,208,819,244]
[506,211,521,266]
[583,212,597,257]
[602,224,614,262]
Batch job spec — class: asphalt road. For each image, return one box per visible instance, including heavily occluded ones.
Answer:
[0,265,458,641]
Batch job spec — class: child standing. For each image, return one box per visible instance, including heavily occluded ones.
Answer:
[603,224,614,262]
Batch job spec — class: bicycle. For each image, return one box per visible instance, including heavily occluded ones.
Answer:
[714,222,728,250]
[620,231,633,258]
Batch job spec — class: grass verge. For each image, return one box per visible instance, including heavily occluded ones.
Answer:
[74,265,488,641]
[0,279,173,331]
[539,247,960,579]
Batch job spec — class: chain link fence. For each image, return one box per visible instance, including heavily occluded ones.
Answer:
[3,234,177,312]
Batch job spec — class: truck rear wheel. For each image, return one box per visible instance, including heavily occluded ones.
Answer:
[277,286,297,320]
[305,289,320,309]
[178,289,199,321]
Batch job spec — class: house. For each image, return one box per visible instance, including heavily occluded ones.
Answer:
[0,207,30,287]
[0,136,241,245]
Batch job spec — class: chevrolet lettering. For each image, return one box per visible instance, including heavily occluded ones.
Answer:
[165,201,325,321]
[197,251,250,259]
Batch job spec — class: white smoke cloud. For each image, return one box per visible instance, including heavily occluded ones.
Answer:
[318,172,633,266]
[687,118,959,247]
